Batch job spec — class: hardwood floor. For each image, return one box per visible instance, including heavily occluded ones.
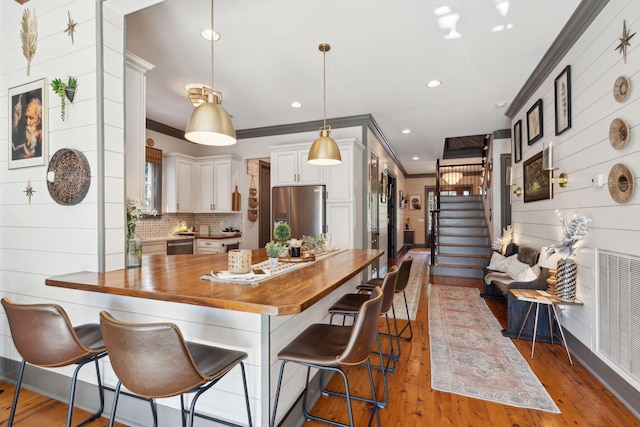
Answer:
[0,383,126,427]
[1,248,638,426]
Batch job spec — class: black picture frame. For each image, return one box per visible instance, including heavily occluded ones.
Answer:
[527,99,543,145]
[380,171,387,203]
[513,120,522,163]
[8,78,48,169]
[523,151,551,202]
[554,65,571,135]
[409,194,421,210]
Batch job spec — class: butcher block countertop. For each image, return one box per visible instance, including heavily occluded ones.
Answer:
[45,249,383,316]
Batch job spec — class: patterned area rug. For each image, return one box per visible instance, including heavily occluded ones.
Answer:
[393,251,428,320]
[428,285,560,413]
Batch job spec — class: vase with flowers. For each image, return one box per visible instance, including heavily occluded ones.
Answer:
[126,197,146,268]
[547,209,591,301]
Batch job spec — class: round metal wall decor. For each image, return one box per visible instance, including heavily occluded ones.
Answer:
[613,76,630,102]
[46,148,91,205]
[608,163,634,204]
[609,118,630,149]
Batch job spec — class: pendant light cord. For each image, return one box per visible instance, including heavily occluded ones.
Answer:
[211,0,216,91]
[322,48,327,128]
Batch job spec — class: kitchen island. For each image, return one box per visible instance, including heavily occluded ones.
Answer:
[46,249,382,426]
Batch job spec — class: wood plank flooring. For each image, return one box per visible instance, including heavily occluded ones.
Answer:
[1,248,638,426]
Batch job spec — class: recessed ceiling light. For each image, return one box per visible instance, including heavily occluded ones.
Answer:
[291,101,302,108]
[402,129,411,134]
[412,156,419,160]
[495,101,508,108]
[492,24,505,32]
[201,29,220,41]
[426,80,441,88]
[433,6,452,16]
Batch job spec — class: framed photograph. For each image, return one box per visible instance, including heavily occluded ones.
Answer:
[513,120,522,163]
[409,194,421,210]
[523,151,552,203]
[9,79,47,169]
[399,189,405,209]
[554,65,571,135]
[380,171,387,203]
[526,99,543,145]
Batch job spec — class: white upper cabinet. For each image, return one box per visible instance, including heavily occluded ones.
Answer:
[212,157,238,213]
[164,153,194,213]
[271,145,324,186]
[169,154,241,214]
[325,142,354,203]
[195,160,214,213]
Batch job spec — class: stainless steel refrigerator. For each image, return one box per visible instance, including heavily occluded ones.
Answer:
[271,185,326,239]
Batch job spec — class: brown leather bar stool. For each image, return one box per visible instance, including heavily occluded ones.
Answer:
[325,266,399,408]
[271,287,384,427]
[358,256,414,344]
[1,297,108,427]
[99,311,252,427]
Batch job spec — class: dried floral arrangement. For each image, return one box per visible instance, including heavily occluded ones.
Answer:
[21,8,38,76]
[547,209,591,260]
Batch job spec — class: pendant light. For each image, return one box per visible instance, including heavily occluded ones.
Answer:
[185,0,236,146]
[308,43,341,165]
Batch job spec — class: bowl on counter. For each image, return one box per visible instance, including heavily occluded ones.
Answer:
[221,230,240,236]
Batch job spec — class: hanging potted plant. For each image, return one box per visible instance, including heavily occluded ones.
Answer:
[50,76,77,121]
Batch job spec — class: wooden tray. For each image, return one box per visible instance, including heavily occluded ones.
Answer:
[279,254,315,263]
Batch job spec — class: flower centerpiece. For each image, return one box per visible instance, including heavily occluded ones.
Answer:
[547,209,591,301]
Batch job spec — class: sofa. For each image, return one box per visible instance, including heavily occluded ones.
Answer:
[482,244,556,342]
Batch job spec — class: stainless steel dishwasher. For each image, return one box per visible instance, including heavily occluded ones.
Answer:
[166,239,194,255]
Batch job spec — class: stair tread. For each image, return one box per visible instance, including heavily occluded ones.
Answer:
[440,225,486,228]
[432,263,486,270]
[437,242,491,247]
[436,253,491,259]
[439,234,489,238]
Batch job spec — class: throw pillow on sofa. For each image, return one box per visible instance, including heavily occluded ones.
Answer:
[505,256,539,282]
[487,252,517,272]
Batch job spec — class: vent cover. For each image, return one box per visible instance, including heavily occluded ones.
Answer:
[597,250,640,385]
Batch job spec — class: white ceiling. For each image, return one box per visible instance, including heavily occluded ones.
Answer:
[125,0,581,175]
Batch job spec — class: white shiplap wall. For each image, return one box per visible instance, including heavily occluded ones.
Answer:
[510,0,640,392]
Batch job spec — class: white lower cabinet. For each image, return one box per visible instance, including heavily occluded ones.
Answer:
[196,239,223,254]
[196,238,241,254]
[326,203,354,249]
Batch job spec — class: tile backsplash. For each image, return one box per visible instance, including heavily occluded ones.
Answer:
[136,213,243,238]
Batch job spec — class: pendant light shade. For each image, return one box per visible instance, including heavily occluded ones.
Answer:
[308,43,341,165]
[309,127,341,165]
[185,92,236,146]
[185,0,236,146]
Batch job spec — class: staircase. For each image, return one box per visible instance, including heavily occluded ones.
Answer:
[430,195,492,280]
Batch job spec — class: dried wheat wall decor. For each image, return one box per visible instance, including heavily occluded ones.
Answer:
[20,8,38,76]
